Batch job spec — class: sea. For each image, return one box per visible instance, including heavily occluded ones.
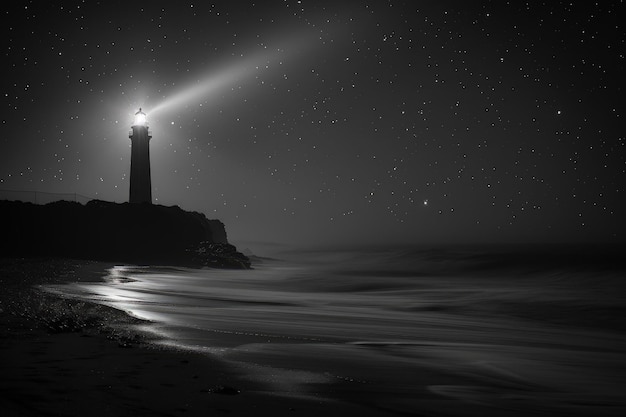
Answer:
[43,244,626,416]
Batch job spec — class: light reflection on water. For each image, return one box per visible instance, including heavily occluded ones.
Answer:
[43,247,626,415]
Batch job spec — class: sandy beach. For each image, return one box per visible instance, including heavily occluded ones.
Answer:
[0,258,397,417]
[2,251,625,417]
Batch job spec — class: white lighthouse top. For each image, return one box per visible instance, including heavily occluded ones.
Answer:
[133,108,147,127]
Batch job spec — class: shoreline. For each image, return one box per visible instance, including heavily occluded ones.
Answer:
[0,257,397,416]
[4,256,625,416]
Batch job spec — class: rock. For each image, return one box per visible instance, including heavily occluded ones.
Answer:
[0,199,250,268]
[189,242,252,269]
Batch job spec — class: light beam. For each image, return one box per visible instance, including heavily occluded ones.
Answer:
[147,33,318,120]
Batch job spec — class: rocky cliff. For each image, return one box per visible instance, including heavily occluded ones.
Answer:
[0,199,250,268]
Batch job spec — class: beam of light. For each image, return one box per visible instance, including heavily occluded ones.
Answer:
[148,64,246,117]
[147,33,318,120]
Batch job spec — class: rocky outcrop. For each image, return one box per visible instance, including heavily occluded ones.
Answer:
[0,199,250,268]
[189,242,251,269]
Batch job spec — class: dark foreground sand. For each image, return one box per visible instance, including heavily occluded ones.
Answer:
[0,258,396,417]
[3,258,623,417]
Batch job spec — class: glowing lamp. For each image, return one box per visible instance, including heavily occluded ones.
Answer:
[133,108,147,126]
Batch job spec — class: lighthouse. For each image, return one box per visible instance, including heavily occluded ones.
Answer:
[129,108,152,204]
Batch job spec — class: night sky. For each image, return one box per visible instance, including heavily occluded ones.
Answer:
[1,1,624,249]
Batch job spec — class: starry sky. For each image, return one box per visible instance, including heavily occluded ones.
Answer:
[1,1,624,250]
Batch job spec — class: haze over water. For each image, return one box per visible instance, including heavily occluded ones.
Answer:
[45,245,626,415]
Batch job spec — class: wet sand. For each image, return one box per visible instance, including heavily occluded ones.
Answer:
[2,256,625,416]
[0,259,394,416]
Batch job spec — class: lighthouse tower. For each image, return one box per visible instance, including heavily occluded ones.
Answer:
[129,108,152,204]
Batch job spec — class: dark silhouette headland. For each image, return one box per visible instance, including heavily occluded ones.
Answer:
[0,109,250,268]
[0,199,250,268]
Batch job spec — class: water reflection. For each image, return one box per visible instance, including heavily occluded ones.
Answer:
[42,248,626,415]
